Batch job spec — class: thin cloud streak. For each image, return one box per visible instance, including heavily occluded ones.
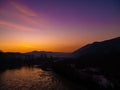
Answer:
[0,20,38,31]
[0,1,53,31]
[11,2,37,17]
[0,9,41,26]
[0,2,51,30]
[18,14,41,25]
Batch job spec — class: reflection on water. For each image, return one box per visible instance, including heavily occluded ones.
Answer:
[0,67,85,90]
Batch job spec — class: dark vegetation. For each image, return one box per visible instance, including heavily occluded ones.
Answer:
[0,37,120,90]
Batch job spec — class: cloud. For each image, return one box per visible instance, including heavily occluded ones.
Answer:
[0,9,41,26]
[0,20,38,31]
[18,14,41,25]
[11,2,37,17]
[0,1,53,31]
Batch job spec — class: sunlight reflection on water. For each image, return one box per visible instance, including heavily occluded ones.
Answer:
[0,67,85,90]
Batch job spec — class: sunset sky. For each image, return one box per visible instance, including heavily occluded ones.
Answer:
[0,0,120,52]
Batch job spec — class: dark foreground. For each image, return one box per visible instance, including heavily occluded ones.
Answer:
[0,66,88,90]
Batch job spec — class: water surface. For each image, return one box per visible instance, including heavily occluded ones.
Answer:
[0,66,86,90]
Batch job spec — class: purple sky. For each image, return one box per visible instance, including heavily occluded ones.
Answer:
[0,0,120,52]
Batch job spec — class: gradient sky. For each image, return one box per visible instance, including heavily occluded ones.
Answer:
[0,0,120,52]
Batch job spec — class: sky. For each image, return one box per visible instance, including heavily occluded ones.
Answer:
[0,0,120,53]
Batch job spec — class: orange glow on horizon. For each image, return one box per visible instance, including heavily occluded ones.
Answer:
[0,42,84,53]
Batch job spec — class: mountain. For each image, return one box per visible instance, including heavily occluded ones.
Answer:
[26,51,72,58]
[53,37,120,89]
[73,37,120,57]
[72,37,120,81]
[72,37,120,74]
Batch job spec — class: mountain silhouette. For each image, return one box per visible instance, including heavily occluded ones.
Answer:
[53,37,120,89]
[72,37,120,82]
[26,51,72,58]
[73,37,120,57]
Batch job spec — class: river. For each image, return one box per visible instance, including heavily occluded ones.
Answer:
[0,66,87,90]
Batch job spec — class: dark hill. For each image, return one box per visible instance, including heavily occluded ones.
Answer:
[53,37,120,89]
[72,37,120,82]
[73,37,120,57]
